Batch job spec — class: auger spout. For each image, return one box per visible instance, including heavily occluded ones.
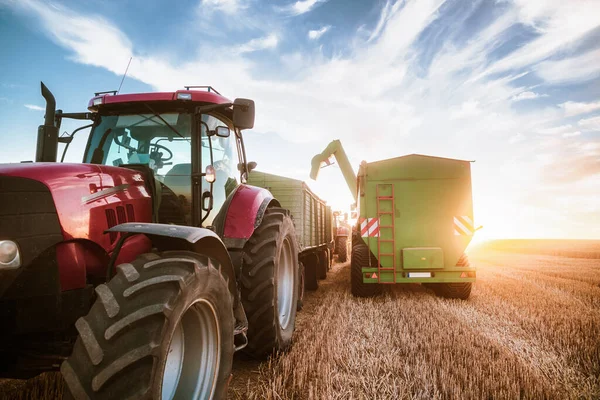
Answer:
[310,139,357,202]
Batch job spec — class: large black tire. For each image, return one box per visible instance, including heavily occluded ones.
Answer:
[297,262,305,311]
[61,251,234,400]
[317,250,328,280]
[351,242,382,298]
[303,253,319,291]
[240,207,299,358]
[336,236,348,263]
[430,253,472,300]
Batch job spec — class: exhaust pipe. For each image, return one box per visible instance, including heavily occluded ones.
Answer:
[35,81,59,162]
[41,82,56,127]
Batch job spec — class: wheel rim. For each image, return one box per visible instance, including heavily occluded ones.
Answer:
[161,299,221,400]
[277,236,295,330]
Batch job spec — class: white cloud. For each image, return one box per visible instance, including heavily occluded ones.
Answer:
[450,100,481,120]
[509,132,526,144]
[477,1,600,82]
[559,101,600,117]
[562,131,581,138]
[578,115,600,132]
[536,48,600,85]
[511,91,546,101]
[201,0,246,15]
[24,104,44,111]
[308,25,330,40]
[536,124,577,135]
[235,34,278,53]
[367,0,403,42]
[282,0,327,16]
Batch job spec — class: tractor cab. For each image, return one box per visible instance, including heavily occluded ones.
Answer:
[52,86,256,228]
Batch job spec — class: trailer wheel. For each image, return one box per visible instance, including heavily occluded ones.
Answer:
[351,242,382,298]
[432,282,472,300]
[336,237,348,263]
[430,253,472,300]
[61,251,234,400]
[317,250,328,280]
[297,262,305,311]
[241,207,299,358]
[303,253,319,291]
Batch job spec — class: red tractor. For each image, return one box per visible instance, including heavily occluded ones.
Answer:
[332,211,350,263]
[0,83,300,399]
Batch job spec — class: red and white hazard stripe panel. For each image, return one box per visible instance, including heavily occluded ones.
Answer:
[360,217,379,237]
[454,215,474,236]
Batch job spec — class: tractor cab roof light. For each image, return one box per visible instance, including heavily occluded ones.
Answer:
[177,93,192,100]
[92,97,104,106]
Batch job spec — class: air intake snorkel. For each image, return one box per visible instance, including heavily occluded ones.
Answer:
[35,82,59,162]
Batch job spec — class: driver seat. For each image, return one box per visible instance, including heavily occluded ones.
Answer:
[164,163,192,198]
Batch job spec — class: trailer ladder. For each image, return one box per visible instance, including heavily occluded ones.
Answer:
[376,183,396,283]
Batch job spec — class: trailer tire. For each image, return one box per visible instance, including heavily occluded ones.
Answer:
[430,254,472,300]
[336,237,348,263]
[432,282,472,300]
[61,251,234,400]
[351,242,382,298]
[303,253,319,291]
[241,207,299,358]
[297,262,305,311]
[318,250,328,280]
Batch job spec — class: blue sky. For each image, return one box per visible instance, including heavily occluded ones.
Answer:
[1,0,599,239]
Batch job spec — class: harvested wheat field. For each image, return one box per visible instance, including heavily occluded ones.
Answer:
[2,240,599,400]
[228,242,600,400]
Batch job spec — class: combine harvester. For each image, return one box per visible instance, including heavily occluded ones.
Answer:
[247,171,333,295]
[0,83,300,399]
[310,140,477,299]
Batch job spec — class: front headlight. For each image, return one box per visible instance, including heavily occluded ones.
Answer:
[0,240,21,269]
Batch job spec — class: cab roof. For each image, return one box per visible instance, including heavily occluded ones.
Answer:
[88,89,232,111]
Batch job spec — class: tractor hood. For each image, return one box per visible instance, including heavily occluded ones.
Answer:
[0,162,152,247]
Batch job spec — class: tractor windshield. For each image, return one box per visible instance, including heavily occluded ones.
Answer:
[84,112,192,176]
[84,110,240,226]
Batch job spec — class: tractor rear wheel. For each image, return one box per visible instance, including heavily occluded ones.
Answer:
[351,242,382,298]
[430,253,472,300]
[240,207,299,358]
[336,237,348,263]
[61,251,234,400]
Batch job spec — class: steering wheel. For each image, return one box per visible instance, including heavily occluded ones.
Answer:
[149,143,173,162]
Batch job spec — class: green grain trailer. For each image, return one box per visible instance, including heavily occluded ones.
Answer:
[247,171,333,292]
[310,140,477,299]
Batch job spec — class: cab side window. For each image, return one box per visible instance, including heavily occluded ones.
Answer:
[201,114,239,225]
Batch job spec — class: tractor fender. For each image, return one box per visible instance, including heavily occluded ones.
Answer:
[107,223,239,306]
[216,184,280,250]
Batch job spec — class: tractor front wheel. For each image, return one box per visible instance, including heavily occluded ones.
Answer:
[350,242,382,298]
[62,251,234,400]
[241,207,299,358]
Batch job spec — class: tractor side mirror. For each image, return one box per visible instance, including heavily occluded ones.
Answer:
[215,126,230,137]
[247,161,257,172]
[233,98,255,130]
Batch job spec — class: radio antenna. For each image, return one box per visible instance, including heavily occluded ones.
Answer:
[117,56,133,94]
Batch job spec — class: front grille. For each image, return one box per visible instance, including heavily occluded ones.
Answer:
[0,175,63,267]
